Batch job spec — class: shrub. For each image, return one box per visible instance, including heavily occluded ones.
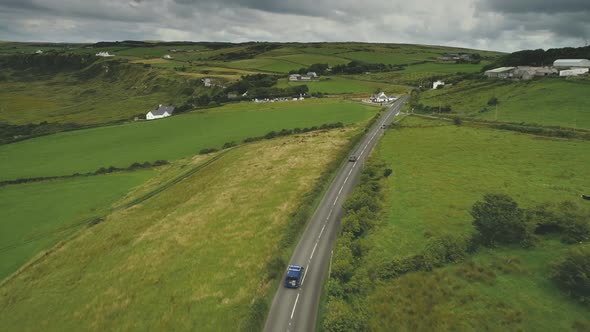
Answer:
[471,193,527,246]
[551,247,590,304]
[488,96,499,106]
[383,168,393,177]
[222,141,237,149]
[199,147,218,155]
[453,117,462,125]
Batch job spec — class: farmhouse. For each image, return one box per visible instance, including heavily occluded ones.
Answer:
[289,72,318,81]
[163,54,173,59]
[202,78,212,87]
[371,92,397,103]
[146,105,175,120]
[95,51,114,57]
[484,67,515,79]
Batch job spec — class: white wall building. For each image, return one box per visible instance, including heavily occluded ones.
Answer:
[146,105,175,120]
[433,80,445,89]
[95,51,114,57]
[559,68,590,77]
[484,67,516,79]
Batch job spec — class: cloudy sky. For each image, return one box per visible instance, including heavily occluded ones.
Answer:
[0,0,589,52]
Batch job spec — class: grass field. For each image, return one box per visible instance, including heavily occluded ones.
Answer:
[0,127,357,331]
[420,78,590,129]
[0,63,194,125]
[361,116,590,329]
[402,61,489,73]
[218,58,303,73]
[0,170,154,280]
[0,99,377,181]
[276,76,411,95]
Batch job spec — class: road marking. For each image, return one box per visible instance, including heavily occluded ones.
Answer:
[326,209,333,220]
[310,242,318,260]
[319,223,326,238]
[290,293,300,320]
[301,267,308,285]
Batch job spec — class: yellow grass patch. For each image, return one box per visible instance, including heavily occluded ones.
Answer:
[0,127,356,331]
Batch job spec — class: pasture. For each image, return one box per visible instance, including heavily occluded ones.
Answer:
[0,170,154,280]
[363,116,590,329]
[0,99,377,180]
[420,78,590,129]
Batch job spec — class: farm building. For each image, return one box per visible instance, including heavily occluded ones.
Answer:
[371,92,397,103]
[559,68,589,77]
[484,67,515,79]
[146,105,175,120]
[513,66,558,80]
[553,59,590,69]
[95,51,114,57]
[433,80,445,89]
[163,54,173,59]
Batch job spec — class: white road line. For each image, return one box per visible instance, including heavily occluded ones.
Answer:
[310,242,318,260]
[290,293,300,320]
[301,267,308,285]
[319,224,326,239]
[327,209,333,220]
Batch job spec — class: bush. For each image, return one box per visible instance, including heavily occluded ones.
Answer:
[488,96,499,106]
[471,193,527,246]
[199,147,218,155]
[453,117,462,125]
[383,168,393,177]
[551,247,590,304]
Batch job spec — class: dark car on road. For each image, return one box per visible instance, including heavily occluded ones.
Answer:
[348,155,358,162]
[284,265,305,288]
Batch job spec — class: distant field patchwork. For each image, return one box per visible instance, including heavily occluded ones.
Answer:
[0,99,377,180]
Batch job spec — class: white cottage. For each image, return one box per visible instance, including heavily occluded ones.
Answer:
[146,105,175,120]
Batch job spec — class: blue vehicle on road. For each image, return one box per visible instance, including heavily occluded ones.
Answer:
[284,265,305,288]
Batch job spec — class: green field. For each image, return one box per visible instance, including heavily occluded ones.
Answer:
[0,128,357,331]
[218,58,302,73]
[0,99,377,181]
[402,61,489,73]
[276,76,411,95]
[420,78,590,129]
[358,116,590,329]
[0,171,154,280]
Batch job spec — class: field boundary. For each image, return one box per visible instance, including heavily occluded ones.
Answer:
[0,150,230,287]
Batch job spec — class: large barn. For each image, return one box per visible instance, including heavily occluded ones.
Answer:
[553,59,590,69]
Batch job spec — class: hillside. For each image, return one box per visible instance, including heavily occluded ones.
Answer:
[0,126,363,331]
[417,78,590,130]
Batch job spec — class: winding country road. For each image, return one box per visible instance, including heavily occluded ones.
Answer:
[264,97,408,332]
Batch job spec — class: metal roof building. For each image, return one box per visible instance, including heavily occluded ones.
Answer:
[553,59,590,68]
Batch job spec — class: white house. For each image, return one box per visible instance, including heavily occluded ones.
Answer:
[433,80,445,89]
[371,92,397,103]
[95,51,115,57]
[307,72,318,78]
[202,78,212,87]
[146,105,175,120]
[35,50,43,54]
[163,54,173,59]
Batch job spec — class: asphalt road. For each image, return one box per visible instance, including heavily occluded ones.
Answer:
[263,97,408,332]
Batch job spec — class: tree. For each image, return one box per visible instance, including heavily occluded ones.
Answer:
[552,247,590,303]
[488,96,499,106]
[471,193,527,246]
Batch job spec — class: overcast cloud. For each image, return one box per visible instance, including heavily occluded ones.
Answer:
[0,0,589,52]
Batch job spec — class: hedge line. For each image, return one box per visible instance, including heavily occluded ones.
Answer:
[199,122,345,155]
[0,160,169,187]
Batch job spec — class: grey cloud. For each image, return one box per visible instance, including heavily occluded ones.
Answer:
[0,0,588,52]
[480,0,590,13]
